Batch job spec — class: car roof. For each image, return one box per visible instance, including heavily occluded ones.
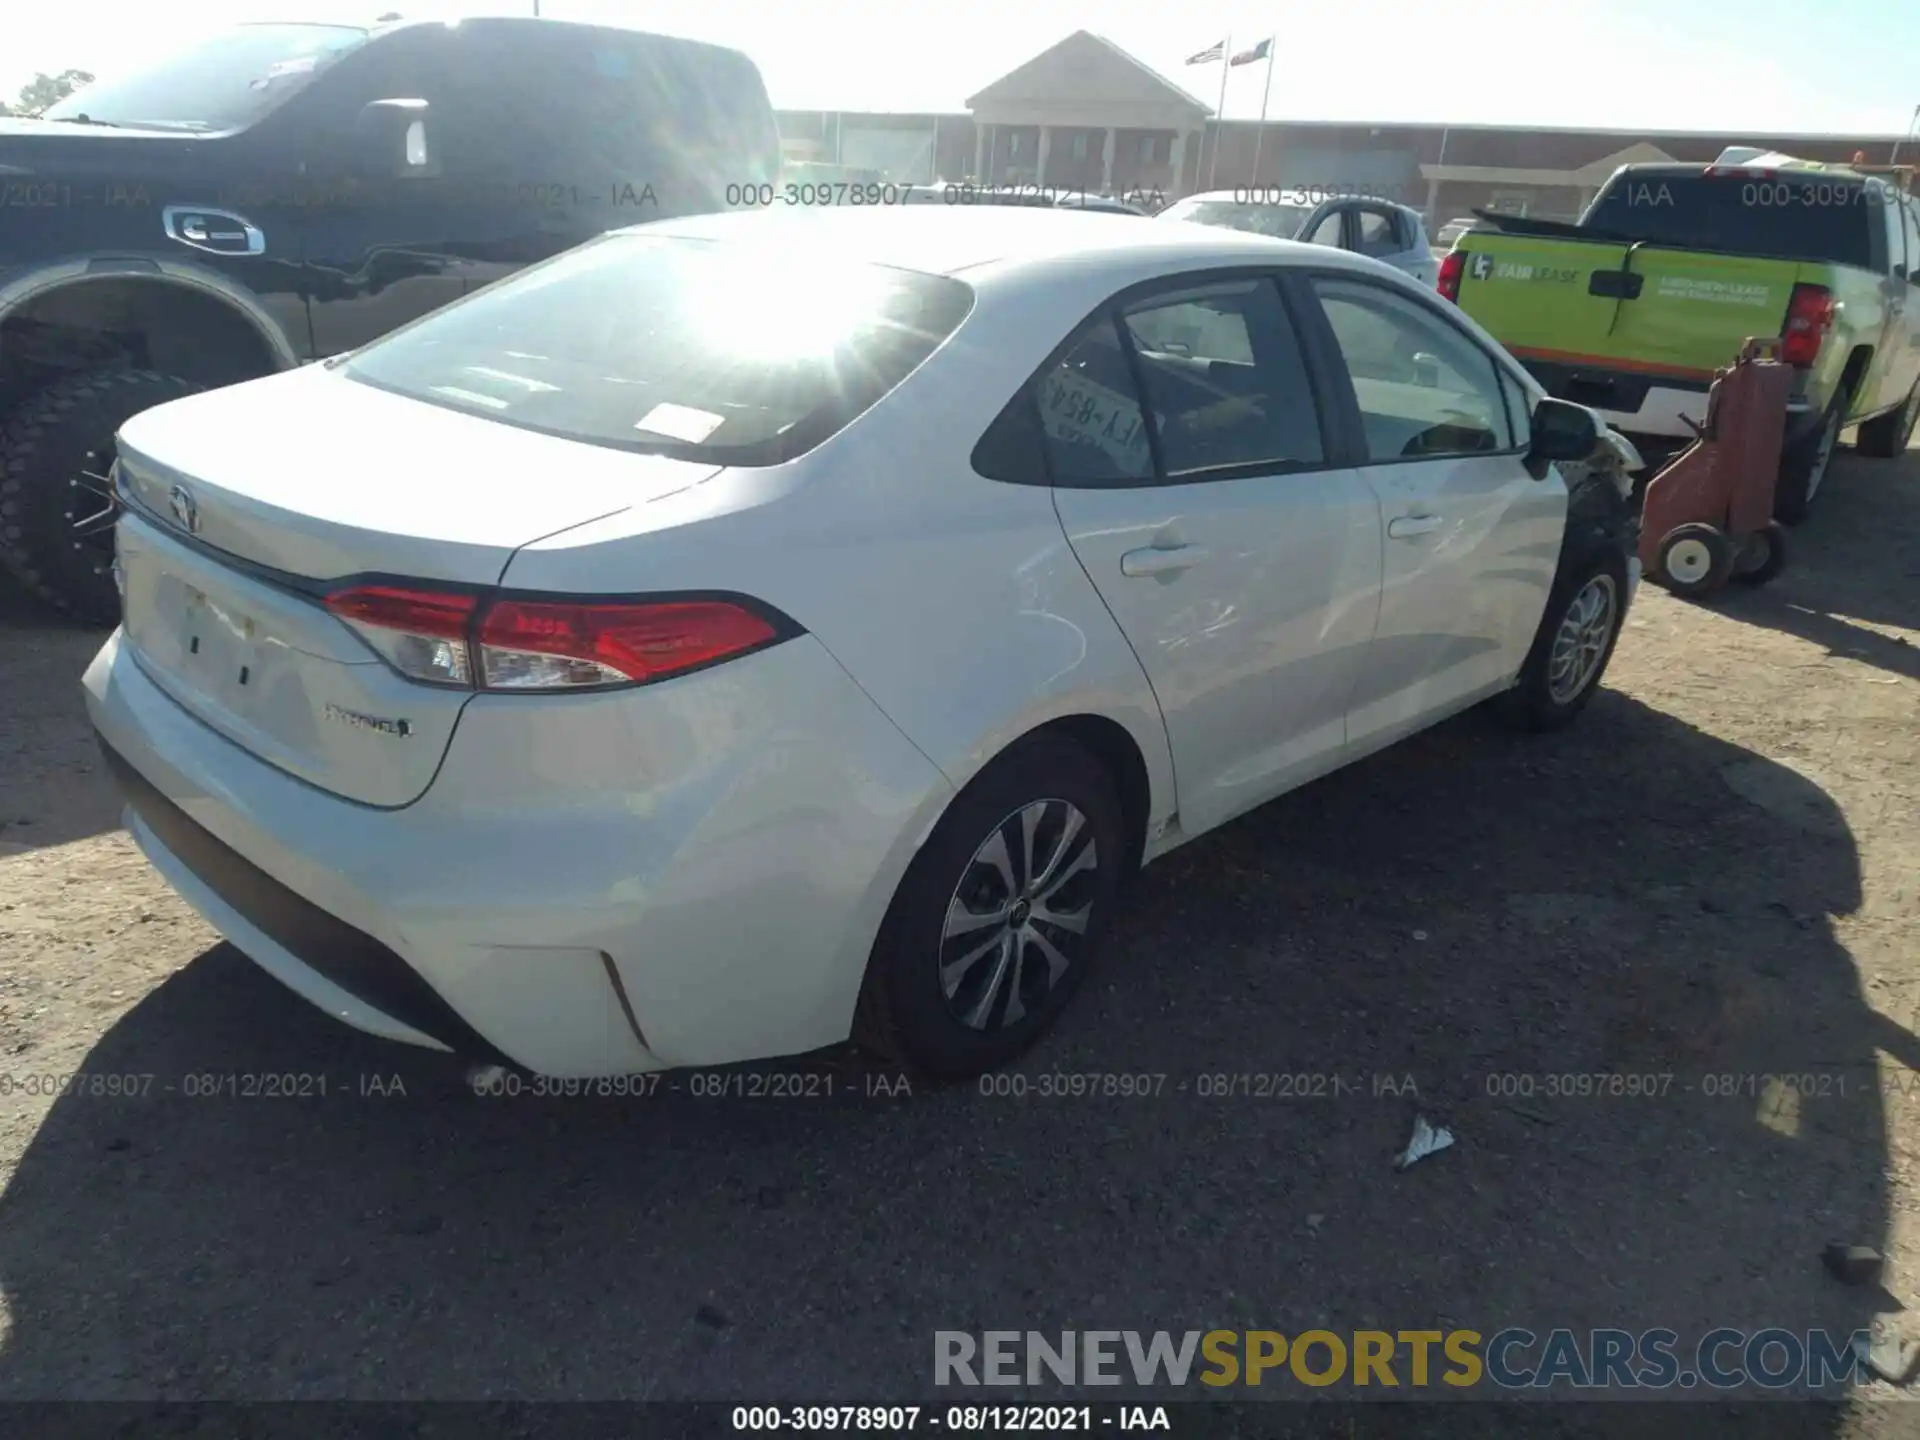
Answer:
[1171,189,1419,215]
[632,205,1386,281]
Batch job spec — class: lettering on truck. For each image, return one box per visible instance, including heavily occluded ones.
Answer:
[1652,277,1775,307]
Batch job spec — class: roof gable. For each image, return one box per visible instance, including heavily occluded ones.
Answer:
[1574,141,1680,181]
[968,31,1209,115]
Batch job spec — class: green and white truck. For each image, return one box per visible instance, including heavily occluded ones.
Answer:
[1437,149,1920,522]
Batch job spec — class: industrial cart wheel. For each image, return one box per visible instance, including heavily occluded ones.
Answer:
[1731,521,1789,587]
[1656,523,1736,599]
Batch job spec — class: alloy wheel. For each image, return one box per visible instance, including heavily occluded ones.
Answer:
[940,798,1099,1031]
[1546,573,1618,704]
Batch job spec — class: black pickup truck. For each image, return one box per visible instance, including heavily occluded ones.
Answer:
[0,16,779,621]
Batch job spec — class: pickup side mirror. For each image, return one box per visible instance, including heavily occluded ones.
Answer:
[1528,397,1599,464]
[355,98,436,179]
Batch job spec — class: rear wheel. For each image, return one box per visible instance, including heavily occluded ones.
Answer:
[854,734,1125,1082]
[1855,381,1919,460]
[1774,398,1842,525]
[0,368,203,625]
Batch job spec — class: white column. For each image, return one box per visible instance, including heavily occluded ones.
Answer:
[1100,128,1116,194]
[1168,131,1188,200]
[973,122,987,183]
[1035,126,1052,187]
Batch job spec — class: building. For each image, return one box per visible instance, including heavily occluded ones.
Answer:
[777,30,1917,219]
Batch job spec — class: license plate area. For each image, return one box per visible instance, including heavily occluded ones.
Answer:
[177,584,267,704]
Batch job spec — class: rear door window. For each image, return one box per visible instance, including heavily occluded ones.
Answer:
[1354,207,1401,258]
[343,232,973,464]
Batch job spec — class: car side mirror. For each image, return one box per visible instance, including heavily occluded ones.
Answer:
[1528,397,1600,465]
[355,98,436,179]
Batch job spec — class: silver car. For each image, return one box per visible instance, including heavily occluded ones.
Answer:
[1159,189,1439,286]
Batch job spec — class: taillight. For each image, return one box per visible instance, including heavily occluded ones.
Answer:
[323,584,787,692]
[325,584,479,686]
[476,599,778,690]
[1437,250,1466,302]
[1781,283,1835,367]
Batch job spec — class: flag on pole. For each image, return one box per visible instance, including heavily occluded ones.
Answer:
[1185,39,1226,64]
[1250,39,1278,184]
[1230,37,1272,66]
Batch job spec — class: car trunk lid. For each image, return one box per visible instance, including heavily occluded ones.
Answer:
[113,366,724,806]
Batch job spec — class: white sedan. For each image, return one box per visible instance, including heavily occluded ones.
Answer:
[84,206,1639,1082]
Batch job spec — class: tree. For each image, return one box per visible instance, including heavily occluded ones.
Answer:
[0,69,96,117]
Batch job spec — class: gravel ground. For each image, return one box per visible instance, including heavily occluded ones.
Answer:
[1,443,1918,1432]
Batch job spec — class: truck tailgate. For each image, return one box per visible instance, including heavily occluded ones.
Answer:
[1452,232,1802,383]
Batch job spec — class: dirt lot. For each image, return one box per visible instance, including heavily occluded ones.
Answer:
[1,443,1918,1430]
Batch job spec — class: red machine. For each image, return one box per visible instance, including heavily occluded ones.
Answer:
[1639,337,1793,598]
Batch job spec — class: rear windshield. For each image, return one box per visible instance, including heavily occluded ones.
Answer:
[1582,172,1882,269]
[1163,200,1311,239]
[43,23,368,132]
[341,232,974,464]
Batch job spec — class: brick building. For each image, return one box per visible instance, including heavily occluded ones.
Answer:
[778,31,1916,220]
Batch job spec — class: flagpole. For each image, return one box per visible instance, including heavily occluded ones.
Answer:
[1207,34,1231,191]
[1250,43,1275,187]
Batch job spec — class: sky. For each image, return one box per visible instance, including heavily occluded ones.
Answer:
[3,0,1917,138]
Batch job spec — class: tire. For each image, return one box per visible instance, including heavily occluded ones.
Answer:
[853,733,1126,1082]
[0,368,204,625]
[1495,547,1628,733]
[1730,521,1789,587]
[1655,522,1736,600]
[1774,397,1842,526]
[1855,381,1919,460]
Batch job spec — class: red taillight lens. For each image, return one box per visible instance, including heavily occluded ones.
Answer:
[1437,250,1466,302]
[476,599,779,690]
[325,584,480,686]
[1781,283,1834,367]
[323,584,785,691]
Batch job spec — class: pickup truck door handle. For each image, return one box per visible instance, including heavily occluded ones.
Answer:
[1388,514,1445,539]
[1120,544,1208,577]
[161,205,266,257]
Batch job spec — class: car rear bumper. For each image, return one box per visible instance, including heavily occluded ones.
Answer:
[84,627,952,1076]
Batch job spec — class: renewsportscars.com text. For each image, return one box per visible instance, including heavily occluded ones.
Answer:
[935,1328,1872,1391]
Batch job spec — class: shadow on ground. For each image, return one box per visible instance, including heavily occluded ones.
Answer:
[0,685,1897,1417]
[1713,445,1920,679]
[0,569,119,853]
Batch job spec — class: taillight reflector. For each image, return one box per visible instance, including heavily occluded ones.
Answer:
[1437,250,1466,302]
[322,584,786,692]
[1781,283,1835,367]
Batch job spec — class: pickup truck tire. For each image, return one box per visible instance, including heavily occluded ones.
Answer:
[0,368,203,626]
[1855,382,1919,460]
[1774,398,1843,525]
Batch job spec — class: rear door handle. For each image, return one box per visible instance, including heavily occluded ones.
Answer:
[1120,544,1208,577]
[1388,515,1444,539]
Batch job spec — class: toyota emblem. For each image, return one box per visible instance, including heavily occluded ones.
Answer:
[168,483,200,534]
